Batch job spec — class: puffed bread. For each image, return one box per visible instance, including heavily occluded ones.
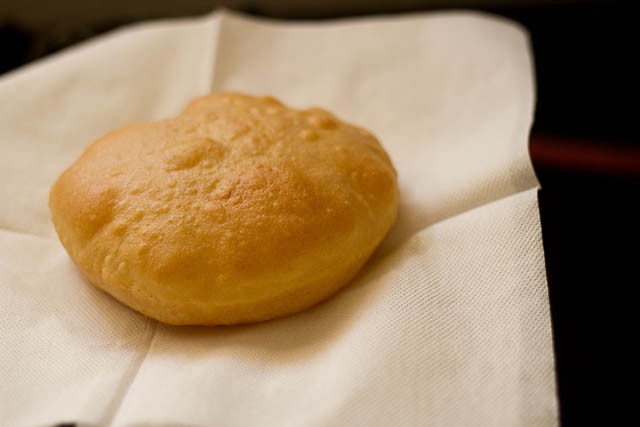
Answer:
[49,93,398,325]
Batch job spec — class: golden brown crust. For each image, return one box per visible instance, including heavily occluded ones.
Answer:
[49,93,398,325]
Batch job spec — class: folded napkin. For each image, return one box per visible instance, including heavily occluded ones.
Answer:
[0,10,557,426]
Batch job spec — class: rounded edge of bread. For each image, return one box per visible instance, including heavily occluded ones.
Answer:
[49,93,399,325]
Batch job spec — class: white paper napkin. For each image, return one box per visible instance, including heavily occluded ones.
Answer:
[0,10,557,426]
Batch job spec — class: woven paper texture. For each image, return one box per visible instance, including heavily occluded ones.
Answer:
[0,11,556,426]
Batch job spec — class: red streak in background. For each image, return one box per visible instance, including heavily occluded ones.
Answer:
[530,135,640,176]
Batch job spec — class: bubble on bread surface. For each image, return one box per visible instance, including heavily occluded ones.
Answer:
[300,129,318,141]
[48,92,398,326]
[306,110,338,130]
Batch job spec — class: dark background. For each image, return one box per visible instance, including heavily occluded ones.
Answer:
[2,1,637,425]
